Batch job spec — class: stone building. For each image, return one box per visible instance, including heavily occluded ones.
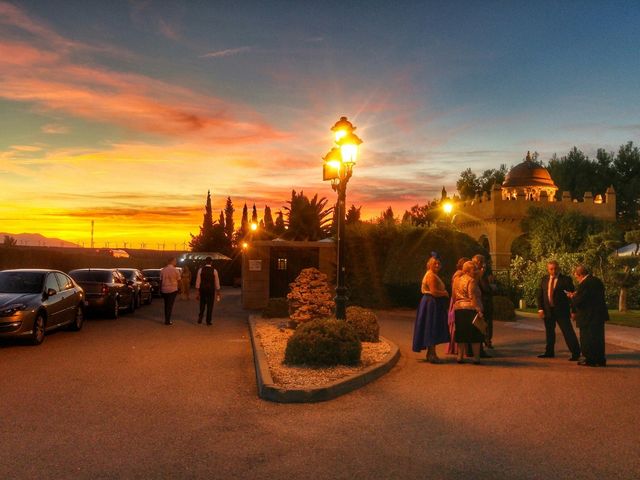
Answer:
[452,152,616,270]
[241,239,335,309]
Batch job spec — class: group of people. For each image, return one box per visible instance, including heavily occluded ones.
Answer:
[159,256,222,326]
[412,255,608,367]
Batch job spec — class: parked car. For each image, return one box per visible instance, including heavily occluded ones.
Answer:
[68,269,135,318]
[119,268,152,308]
[142,269,162,296]
[0,269,85,345]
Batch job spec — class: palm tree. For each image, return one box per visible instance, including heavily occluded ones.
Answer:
[282,190,333,241]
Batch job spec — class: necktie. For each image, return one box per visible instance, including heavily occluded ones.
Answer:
[548,276,556,307]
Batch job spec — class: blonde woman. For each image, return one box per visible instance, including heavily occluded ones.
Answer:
[446,257,469,355]
[452,261,484,364]
[412,254,450,363]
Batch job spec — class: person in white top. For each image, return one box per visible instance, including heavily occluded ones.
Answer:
[160,257,181,325]
[195,256,221,326]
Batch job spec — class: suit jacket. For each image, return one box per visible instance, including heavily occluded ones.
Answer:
[571,275,609,328]
[537,273,574,319]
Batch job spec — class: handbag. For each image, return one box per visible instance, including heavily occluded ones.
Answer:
[472,313,487,335]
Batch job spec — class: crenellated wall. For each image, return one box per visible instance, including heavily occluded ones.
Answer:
[453,187,616,270]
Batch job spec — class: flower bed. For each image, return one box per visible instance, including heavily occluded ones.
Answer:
[255,318,391,389]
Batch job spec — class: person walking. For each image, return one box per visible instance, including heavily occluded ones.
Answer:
[446,257,469,355]
[452,261,485,364]
[412,254,450,363]
[180,265,192,300]
[160,257,181,325]
[567,265,608,367]
[536,260,581,361]
[195,256,221,326]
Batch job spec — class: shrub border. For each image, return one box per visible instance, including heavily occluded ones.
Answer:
[248,315,400,403]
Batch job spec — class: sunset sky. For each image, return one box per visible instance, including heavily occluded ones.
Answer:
[1,0,639,247]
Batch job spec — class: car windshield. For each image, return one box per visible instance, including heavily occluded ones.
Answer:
[142,270,160,278]
[69,271,112,282]
[0,271,45,293]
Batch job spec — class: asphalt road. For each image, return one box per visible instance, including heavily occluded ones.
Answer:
[1,289,639,479]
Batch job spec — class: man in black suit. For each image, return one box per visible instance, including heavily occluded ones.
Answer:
[536,260,581,360]
[567,265,608,367]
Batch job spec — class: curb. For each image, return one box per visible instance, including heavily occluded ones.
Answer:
[248,315,400,403]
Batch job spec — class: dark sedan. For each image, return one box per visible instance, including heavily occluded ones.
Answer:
[69,269,135,318]
[142,269,162,297]
[0,269,85,345]
[119,268,153,308]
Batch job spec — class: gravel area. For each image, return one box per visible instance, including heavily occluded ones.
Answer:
[255,318,392,388]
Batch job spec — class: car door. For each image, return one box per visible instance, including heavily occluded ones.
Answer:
[55,272,77,324]
[42,273,64,328]
[114,271,130,305]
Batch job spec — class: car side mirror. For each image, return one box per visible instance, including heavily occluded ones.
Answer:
[44,288,57,299]
[127,280,134,286]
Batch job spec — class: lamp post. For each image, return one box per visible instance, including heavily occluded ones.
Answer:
[322,116,362,320]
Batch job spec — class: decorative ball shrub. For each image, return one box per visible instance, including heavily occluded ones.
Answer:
[346,306,380,342]
[493,295,516,321]
[287,267,335,327]
[284,318,362,366]
[262,297,289,318]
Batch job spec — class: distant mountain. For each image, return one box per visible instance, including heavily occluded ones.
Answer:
[0,232,78,248]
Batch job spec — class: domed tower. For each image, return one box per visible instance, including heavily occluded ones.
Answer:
[501,151,558,201]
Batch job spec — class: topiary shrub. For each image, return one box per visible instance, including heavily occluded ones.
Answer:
[493,295,516,321]
[262,297,289,318]
[284,318,362,366]
[346,306,380,342]
[287,268,335,327]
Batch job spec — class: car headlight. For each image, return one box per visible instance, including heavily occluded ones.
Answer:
[0,303,28,317]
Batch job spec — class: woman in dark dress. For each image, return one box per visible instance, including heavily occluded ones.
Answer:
[452,261,485,364]
[412,256,450,363]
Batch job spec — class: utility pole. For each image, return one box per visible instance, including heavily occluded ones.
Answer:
[90,220,94,249]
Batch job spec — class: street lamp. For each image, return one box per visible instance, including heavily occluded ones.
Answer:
[322,116,363,320]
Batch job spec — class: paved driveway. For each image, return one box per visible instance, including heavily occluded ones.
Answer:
[1,289,639,479]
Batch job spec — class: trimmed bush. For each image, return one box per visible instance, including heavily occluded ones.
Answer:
[492,295,516,321]
[346,306,380,342]
[262,297,289,318]
[284,318,362,366]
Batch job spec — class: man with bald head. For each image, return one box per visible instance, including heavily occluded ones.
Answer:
[567,265,608,367]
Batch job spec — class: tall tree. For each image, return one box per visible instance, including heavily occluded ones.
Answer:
[218,210,225,231]
[613,141,640,227]
[263,205,275,232]
[378,206,396,226]
[190,190,230,252]
[240,203,249,236]
[456,168,479,200]
[224,196,235,242]
[345,204,362,224]
[251,204,258,224]
[283,190,333,241]
[274,210,286,236]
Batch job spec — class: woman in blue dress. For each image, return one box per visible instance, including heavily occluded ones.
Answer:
[412,255,450,363]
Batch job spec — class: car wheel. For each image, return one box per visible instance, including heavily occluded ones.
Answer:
[137,292,142,309]
[109,298,119,319]
[145,293,152,305]
[31,313,46,345]
[69,305,84,331]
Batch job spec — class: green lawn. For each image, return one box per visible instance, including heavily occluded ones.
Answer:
[517,308,640,328]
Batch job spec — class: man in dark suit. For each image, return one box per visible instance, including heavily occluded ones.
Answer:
[536,260,581,360]
[567,265,608,367]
